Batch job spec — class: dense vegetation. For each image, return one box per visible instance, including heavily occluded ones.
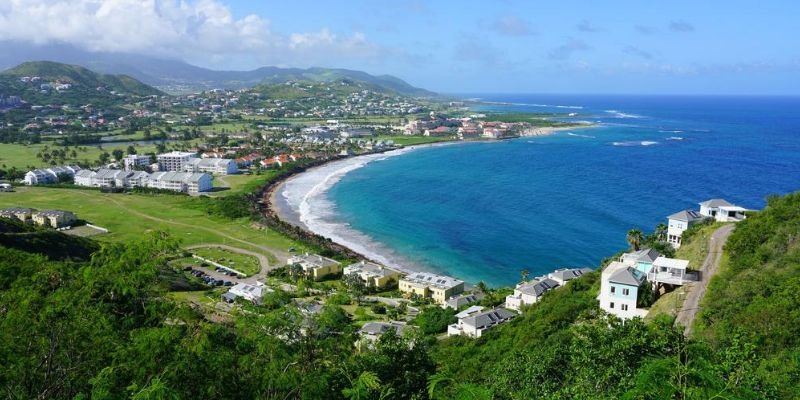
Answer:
[1,192,798,399]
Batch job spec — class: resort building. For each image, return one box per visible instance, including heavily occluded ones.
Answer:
[699,199,748,222]
[184,158,239,175]
[447,307,517,338]
[399,272,465,305]
[31,210,76,228]
[666,209,706,248]
[24,165,81,185]
[548,267,593,286]
[343,261,402,289]
[287,253,342,281]
[358,321,410,342]
[442,293,485,310]
[0,207,35,224]
[157,151,197,172]
[504,278,560,311]
[73,170,96,186]
[146,171,213,193]
[123,154,152,171]
[598,261,649,320]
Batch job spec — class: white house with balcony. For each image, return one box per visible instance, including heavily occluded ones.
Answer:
[648,257,692,286]
[699,199,748,222]
[447,307,516,338]
[666,209,706,248]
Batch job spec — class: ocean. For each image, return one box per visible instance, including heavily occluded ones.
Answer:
[282,95,800,287]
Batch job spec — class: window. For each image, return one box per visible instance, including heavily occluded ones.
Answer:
[621,304,629,311]
[609,302,615,309]
[610,286,615,294]
[622,288,630,296]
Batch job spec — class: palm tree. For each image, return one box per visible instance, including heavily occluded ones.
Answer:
[476,281,489,294]
[627,229,644,251]
[655,223,668,242]
[521,269,530,282]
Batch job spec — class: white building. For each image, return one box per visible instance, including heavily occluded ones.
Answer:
[147,171,212,193]
[447,307,517,338]
[442,293,484,310]
[24,165,81,185]
[185,158,238,175]
[157,151,197,172]
[73,169,96,186]
[598,261,649,320]
[548,267,593,286]
[123,154,151,171]
[667,209,706,248]
[648,257,691,286]
[699,199,748,222]
[504,278,560,311]
[227,283,271,305]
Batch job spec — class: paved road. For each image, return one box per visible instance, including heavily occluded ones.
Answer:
[674,224,735,336]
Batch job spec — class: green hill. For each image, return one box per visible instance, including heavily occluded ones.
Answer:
[0,61,162,107]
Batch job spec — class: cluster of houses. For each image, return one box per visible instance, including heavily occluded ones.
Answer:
[0,207,76,228]
[399,112,528,140]
[667,199,748,248]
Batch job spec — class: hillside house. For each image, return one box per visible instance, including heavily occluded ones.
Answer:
[505,278,560,311]
[399,272,465,305]
[666,209,706,248]
[287,253,342,281]
[598,261,649,320]
[343,261,402,289]
[699,199,748,222]
[447,307,517,338]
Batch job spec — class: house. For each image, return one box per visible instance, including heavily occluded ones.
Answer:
[0,207,35,224]
[73,169,96,186]
[358,321,410,342]
[447,307,517,338]
[157,151,197,172]
[287,253,342,281]
[454,305,485,319]
[147,171,213,193]
[123,154,151,171]
[442,293,485,310]
[620,248,661,274]
[699,199,748,222]
[505,278,560,311]
[648,257,691,286]
[399,272,465,305]
[548,267,593,286]
[598,261,648,320]
[31,210,76,228]
[343,261,402,289]
[226,283,271,304]
[91,169,129,187]
[666,209,706,248]
[185,158,239,175]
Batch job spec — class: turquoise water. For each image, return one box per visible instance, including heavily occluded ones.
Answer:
[327,95,800,286]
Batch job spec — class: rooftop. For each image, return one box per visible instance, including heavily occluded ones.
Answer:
[549,267,593,281]
[461,308,516,330]
[402,271,464,290]
[653,257,690,270]
[668,209,705,222]
[700,198,734,208]
[516,278,560,297]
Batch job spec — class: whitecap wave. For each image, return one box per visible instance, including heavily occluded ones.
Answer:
[612,140,659,147]
[605,110,644,119]
[566,132,596,138]
[666,136,684,140]
[658,130,684,133]
[479,101,584,109]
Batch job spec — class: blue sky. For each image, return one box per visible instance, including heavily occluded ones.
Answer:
[1,0,798,94]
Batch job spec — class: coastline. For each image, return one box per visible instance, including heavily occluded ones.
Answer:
[265,125,596,280]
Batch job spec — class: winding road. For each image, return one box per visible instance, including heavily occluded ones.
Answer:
[674,223,735,336]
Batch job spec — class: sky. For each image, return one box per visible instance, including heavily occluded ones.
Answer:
[0,0,798,94]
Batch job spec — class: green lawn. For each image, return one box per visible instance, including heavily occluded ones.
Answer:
[674,222,727,270]
[192,247,261,275]
[646,285,690,320]
[0,186,311,261]
[211,172,280,197]
[0,142,160,170]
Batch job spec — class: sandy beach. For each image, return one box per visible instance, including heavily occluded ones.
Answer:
[267,126,595,277]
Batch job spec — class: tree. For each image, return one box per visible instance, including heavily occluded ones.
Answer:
[127,145,137,155]
[521,269,530,282]
[344,272,366,304]
[287,263,304,282]
[112,149,124,161]
[98,152,111,165]
[654,223,668,242]
[626,228,644,251]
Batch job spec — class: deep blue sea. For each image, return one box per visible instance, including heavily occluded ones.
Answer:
[327,95,800,287]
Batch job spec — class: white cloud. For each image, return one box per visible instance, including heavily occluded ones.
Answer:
[489,15,536,37]
[0,0,389,68]
[549,38,591,60]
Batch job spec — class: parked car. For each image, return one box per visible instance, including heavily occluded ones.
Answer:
[223,281,233,287]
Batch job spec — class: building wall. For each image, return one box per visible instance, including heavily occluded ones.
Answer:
[599,281,641,319]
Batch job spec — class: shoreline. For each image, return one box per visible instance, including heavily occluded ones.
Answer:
[264,124,596,281]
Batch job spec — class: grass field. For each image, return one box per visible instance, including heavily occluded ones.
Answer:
[192,247,261,275]
[0,142,160,170]
[211,172,280,197]
[674,222,726,270]
[0,186,312,262]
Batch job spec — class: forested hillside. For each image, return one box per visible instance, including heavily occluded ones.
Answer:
[0,192,798,399]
